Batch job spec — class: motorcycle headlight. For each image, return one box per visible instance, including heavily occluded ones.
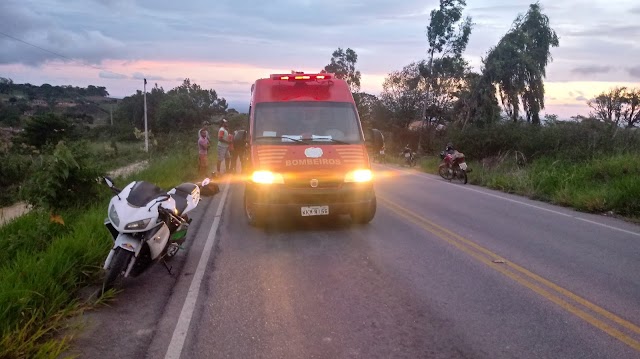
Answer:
[344,169,373,183]
[125,218,152,230]
[109,205,120,227]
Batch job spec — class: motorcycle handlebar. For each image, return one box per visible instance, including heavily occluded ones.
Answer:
[157,205,184,223]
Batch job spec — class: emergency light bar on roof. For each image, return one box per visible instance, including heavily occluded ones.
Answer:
[270,73,333,81]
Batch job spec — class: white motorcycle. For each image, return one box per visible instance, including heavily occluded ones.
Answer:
[101,175,218,293]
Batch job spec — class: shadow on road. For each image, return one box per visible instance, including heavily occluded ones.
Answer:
[261,214,359,234]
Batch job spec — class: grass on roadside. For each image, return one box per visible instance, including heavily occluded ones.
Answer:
[416,153,640,219]
[0,144,209,359]
[88,140,149,170]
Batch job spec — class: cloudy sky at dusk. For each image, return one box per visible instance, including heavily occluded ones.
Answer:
[1,0,639,117]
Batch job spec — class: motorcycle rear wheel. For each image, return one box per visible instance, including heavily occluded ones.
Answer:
[454,166,468,184]
[102,247,132,294]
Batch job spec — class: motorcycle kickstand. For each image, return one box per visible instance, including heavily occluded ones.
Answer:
[162,258,173,275]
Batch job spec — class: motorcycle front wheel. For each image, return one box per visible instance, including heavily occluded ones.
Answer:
[102,247,133,294]
[438,164,452,180]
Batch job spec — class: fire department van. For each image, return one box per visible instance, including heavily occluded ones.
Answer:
[234,72,384,227]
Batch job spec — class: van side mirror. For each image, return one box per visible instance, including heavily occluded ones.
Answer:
[366,129,384,151]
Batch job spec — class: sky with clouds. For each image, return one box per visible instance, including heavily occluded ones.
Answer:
[1,0,639,117]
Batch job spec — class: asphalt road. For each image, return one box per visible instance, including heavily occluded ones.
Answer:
[69,164,640,359]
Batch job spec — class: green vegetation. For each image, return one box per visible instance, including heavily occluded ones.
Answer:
[114,78,232,133]
[0,133,210,358]
[485,154,639,216]
[314,1,639,219]
[0,78,115,128]
[409,121,640,219]
[416,152,640,220]
[0,74,225,356]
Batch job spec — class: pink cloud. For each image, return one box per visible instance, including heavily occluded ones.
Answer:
[3,59,639,120]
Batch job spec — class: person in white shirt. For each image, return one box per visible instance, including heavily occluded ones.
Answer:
[216,119,230,175]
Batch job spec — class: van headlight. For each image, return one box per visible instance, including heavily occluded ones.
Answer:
[251,171,285,184]
[344,169,373,183]
[125,218,152,230]
[109,205,120,226]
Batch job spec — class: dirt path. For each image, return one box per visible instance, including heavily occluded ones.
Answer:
[0,160,149,227]
[107,160,149,179]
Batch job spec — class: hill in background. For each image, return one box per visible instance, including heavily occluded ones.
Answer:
[0,77,118,128]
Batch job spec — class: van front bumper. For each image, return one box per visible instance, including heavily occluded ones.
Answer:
[245,182,375,217]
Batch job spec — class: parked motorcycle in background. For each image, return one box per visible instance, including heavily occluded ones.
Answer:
[101,176,219,294]
[401,147,417,167]
[439,150,471,184]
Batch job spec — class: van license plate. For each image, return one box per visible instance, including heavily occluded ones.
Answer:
[301,206,329,216]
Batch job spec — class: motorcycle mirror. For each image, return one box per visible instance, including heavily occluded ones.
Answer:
[104,176,115,188]
[148,194,171,211]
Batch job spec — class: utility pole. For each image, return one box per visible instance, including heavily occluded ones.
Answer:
[143,78,148,152]
[110,103,113,126]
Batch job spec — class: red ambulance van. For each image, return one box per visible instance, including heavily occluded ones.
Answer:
[234,72,384,227]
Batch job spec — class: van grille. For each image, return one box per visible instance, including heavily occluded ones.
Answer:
[285,174,343,189]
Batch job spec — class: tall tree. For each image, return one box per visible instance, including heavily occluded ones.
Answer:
[353,92,381,129]
[588,87,640,128]
[623,88,640,128]
[157,79,227,130]
[452,72,500,128]
[380,62,425,130]
[418,0,473,150]
[484,2,559,124]
[323,48,362,93]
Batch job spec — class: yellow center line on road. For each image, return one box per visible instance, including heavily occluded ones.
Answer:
[378,196,640,352]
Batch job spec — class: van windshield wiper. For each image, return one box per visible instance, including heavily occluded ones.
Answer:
[254,136,308,144]
[316,138,349,144]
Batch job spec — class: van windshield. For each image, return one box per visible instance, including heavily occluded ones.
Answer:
[253,102,363,144]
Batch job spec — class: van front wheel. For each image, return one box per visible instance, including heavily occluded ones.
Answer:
[351,198,376,224]
[244,191,266,227]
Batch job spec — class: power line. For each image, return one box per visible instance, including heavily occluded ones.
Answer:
[0,30,106,71]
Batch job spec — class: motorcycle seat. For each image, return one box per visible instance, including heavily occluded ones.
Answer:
[172,183,198,216]
[172,195,188,216]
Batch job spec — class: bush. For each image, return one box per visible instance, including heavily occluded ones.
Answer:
[87,124,140,142]
[20,141,105,212]
[14,113,79,150]
[0,153,32,206]
[432,121,640,163]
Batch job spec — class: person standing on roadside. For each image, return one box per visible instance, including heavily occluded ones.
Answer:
[198,130,210,177]
[216,119,230,175]
[199,120,211,141]
[227,131,236,173]
[232,129,247,174]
